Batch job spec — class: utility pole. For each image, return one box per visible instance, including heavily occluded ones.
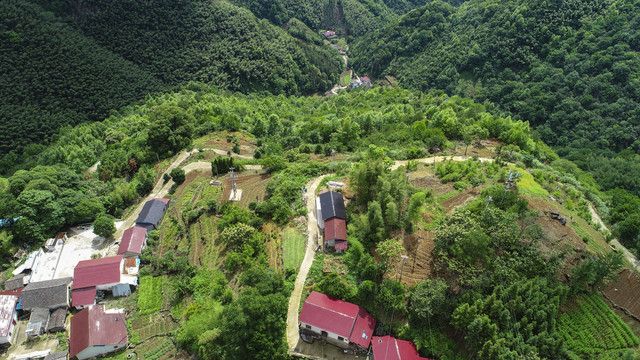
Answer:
[229,167,236,199]
[331,149,336,172]
[484,196,493,213]
[396,255,409,282]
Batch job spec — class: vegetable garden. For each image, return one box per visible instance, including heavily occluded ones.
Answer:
[558,294,639,355]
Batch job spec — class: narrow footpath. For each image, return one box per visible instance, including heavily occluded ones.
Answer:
[286,175,329,349]
[589,204,638,265]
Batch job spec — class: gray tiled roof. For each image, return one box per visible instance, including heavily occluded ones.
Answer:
[4,273,26,291]
[44,351,68,360]
[47,307,67,332]
[21,277,72,310]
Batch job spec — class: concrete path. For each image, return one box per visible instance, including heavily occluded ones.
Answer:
[390,155,494,170]
[589,204,637,266]
[286,175,329,349]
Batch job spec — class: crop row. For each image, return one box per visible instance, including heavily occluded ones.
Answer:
[558,295,638,355]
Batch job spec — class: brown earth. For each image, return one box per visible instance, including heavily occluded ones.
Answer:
[409,171,455,197]
[441,188,482,213]
[221,172,272,208]
[603,269,640,320]
[397,230,436,288]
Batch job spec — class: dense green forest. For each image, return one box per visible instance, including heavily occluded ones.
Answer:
[351,0,640,252]
[352,0,640,190]
[0,0,342,157]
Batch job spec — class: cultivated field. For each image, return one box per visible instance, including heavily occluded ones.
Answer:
[282,227,306,270]
[558,295,639,356]
[221,172,272,208]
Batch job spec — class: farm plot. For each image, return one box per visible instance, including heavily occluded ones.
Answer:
[136,337,178,360]
[603,269,640,319]
[137,276,162,315]
[282,227,305,270]
[221,173,271,208]
[558,294,639,356]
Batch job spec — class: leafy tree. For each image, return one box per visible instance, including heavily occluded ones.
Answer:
[409,279,450,325]
[170,168,186,185]
[147,105,195,157]
[376,238,403,273]
[314,272,352,301]
[93,213,116,238]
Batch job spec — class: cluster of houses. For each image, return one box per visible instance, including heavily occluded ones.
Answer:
[322,30,337,39]
[0,198,169,359]
[299,291,429,360]
[351,76,373,88]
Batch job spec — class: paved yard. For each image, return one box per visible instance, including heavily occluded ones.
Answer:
[3,320,59,360]
[291,336,371,360]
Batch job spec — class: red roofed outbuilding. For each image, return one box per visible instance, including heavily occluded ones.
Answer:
[69,305,127,360]
[299,291,376,352]
[324,218,348,253]
[371,336,430,360]
[117,226,148,258]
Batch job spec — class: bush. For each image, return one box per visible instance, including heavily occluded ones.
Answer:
[170,168,186,185]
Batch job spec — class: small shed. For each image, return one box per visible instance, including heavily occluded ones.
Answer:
[117,226,148,258]
[47,308,67,333]
[44,351,69,360]
[26,308,50,338]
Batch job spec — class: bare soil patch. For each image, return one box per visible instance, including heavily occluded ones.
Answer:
[221,172,271,208]
[409,171,455,197]
[603,269,640,321]
[441,188,481,213]
[398,230,436,288]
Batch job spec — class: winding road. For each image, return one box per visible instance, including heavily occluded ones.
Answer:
[589,204,637,265]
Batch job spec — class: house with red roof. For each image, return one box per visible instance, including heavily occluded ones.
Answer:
[299,291,376,352]
[371,336,430,360]
[324,218,348,253]
[72,256,137,308]
[117,226,148,258]
[69,305,127,360]
[317,191,348,252]
[361,77,373,88]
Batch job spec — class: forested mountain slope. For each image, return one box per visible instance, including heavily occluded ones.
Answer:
[352,0,640,194]
[231,0,436,37]
[0,0,341,157]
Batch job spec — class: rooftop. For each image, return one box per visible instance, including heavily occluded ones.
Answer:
[371,336,429,360]
[319,191,346,221]
[136,199,169,228]
[21,277,72,310]
[70,305,128,359]
[0,295,18,337]
[117,226,147,256]
[73,256,122,289]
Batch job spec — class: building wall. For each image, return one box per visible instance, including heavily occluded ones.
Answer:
[76,343,126,360]
[299,321,350,349]
[0,312,17,345]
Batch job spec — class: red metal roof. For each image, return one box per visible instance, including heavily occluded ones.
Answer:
[335,240,348,251]
[71,287,96,308]
[299,292,375,348]
[73,256,122,289]
[0,287,23,297]
[348,306,376,348]
[117,226,147,255]
[371,336,429,360]
[70,305,127,359]
[324,218,347,242]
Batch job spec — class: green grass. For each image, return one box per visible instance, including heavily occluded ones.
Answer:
[341,73,351,86]
[558,294,639,356]
[137,276,163,315]
[282,228,306,270]
[437,189,461,204]
[512,167,548,196]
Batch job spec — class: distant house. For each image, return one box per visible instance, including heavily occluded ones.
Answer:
[21,277,72,311]
[47,308,67,333]
[117,226,148,258]
[136,198,170,232]
[0,295,18,345]
[324,218,347,253]
[69,305,127,360]
[323,30,337,39]
[360,77,373,88]
[72,256,137,308]
[371,336,430,360]
[317,191,348,252]
[298,291,376,352]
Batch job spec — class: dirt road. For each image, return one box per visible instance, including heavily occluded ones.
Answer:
[286,175,329,349]
[391,155,494,170]
[588,204,637,265]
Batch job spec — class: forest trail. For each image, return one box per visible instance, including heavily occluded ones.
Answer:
[391,155,494,170]
[588,204,637,265]
[286,174,329,350]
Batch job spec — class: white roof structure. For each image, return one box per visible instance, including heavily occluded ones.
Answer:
[0,295,18,338]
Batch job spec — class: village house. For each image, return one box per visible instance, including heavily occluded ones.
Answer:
[0,295,18,346]
[317,191,348,252]
[69,305,127,360]
[117,226,148,258]
[360,76,373,88]
[323,30,337,39]
[298,291,376,352]
[371,336,430,360]
[72,256,138,309]
[136,198,170,232]
[21,277,72,337]
[4,273,26,292]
